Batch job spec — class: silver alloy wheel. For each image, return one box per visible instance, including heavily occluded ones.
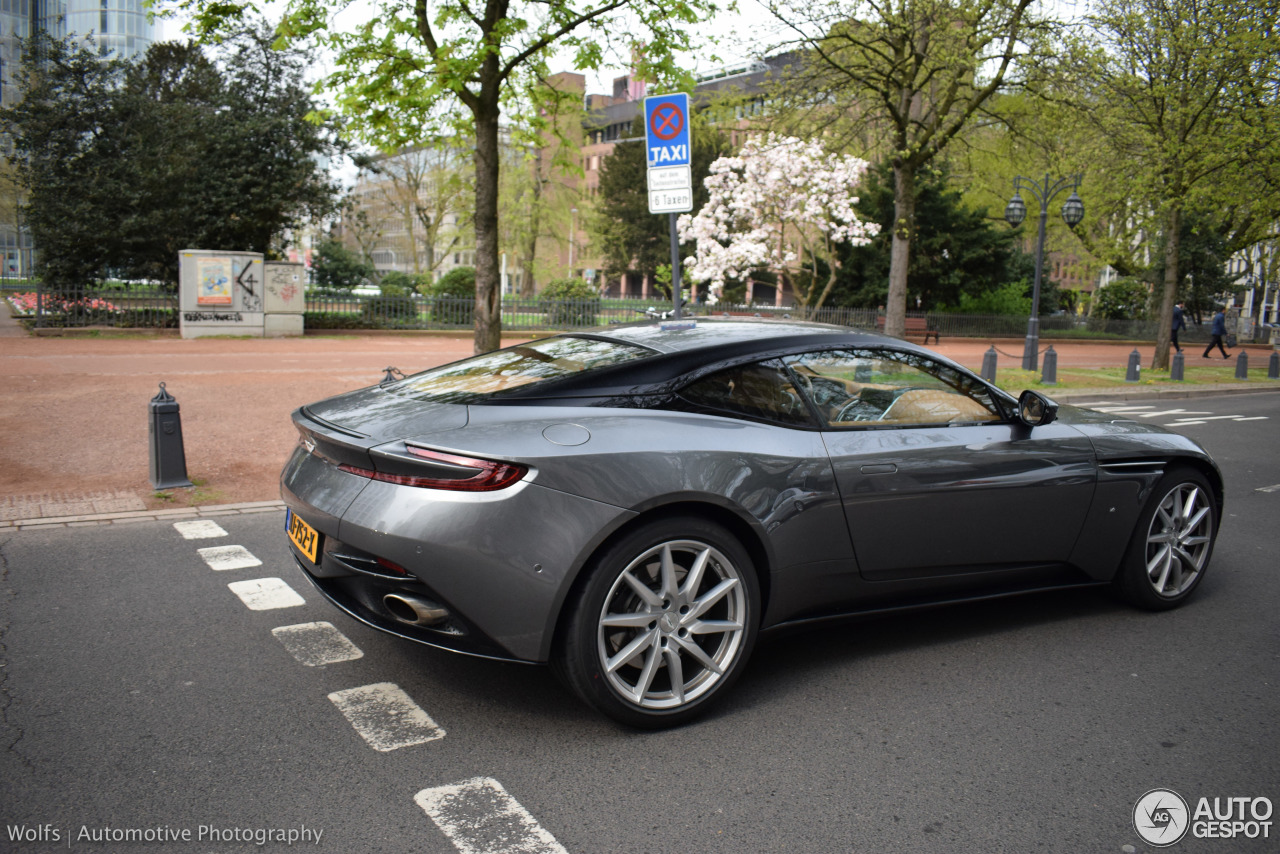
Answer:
[596,538,747,710]
[1144,481,1214,598]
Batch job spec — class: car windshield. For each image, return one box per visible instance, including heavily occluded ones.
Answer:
[384,335,656,402]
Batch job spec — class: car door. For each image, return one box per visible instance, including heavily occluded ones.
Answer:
[785,348,1097,582]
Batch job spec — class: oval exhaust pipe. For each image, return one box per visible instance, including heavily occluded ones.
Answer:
[383,593,449,627]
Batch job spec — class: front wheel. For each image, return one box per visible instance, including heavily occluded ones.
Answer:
[554,517,760,728]
[1114,467,1218,610]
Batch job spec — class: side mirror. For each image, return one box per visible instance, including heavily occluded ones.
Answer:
[1017,389,1059,427]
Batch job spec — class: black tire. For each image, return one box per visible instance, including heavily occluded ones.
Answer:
[1114,467,1217,610]
[553,516,760,729]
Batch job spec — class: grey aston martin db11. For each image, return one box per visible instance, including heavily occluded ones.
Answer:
[281,319,1222,727]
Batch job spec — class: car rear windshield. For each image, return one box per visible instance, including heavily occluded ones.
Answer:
[384,335,656,402]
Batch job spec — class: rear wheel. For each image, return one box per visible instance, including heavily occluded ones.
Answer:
[554,517,759,728]
[1115,467,1217,610]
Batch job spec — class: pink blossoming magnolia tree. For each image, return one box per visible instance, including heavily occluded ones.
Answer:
[677,134,879,312]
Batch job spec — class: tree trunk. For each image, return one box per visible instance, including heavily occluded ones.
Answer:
[472,98,502,354]
[1151,205,1180,370]
[885,162,916,339]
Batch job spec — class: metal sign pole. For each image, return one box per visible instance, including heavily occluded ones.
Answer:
[669,212,681,320]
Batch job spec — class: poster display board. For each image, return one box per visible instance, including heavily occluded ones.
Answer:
[179,250,304,338]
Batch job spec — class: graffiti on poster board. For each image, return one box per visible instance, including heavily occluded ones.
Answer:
[234,258,262,312]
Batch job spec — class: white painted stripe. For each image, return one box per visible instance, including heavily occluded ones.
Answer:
[1169,421,1206,426]
[1170,415,1248,423]
[1234,416,1270,421]
[174,519,228,539]
[1090,405,1155,412]
[228,577,305,610]
[272,622,363,666]
[1257,484,1280,493]
[198,545,263,571]
[329,683,444,751]
[415,778,567,854]
[1134,409,1210,418]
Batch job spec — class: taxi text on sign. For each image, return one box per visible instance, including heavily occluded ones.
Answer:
[644,93,693,214]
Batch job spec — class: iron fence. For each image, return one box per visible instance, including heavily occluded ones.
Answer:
[2,282,1242,345]
[8,282,178,329]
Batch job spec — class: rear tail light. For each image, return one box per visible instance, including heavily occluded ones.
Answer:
[339,446,527,492]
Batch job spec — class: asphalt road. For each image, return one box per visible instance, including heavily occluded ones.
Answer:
[1,392,1278,853]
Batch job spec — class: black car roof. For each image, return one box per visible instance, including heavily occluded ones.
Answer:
[492,318,936,401]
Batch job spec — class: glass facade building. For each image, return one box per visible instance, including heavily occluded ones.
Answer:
[0,0,154,278]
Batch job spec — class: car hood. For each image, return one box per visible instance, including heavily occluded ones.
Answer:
[301,385,469,443]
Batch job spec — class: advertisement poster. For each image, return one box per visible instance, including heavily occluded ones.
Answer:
[197,257,233,306]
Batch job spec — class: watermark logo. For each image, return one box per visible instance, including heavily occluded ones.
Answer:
[1134,789,1190,847]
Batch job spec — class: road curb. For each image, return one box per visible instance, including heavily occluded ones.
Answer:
[0,500,285,532]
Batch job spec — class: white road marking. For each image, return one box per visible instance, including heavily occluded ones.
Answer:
[173,520,228,539]
[1088,405,1155,412]
[272,622,363,666]
[228,577,305,610]
[1170,415,1256,423]
[1134,409,1211,418]
[415,778,567,854]
[198,545,263,571]
[1257,484,1280,493]
[328,683,444,751]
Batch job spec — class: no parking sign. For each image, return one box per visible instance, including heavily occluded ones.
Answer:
[644,93,692,213]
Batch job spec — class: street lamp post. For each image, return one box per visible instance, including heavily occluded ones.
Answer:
[1004,174,1085,371]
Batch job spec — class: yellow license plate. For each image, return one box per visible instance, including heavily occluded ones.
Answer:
[286,509,321,564]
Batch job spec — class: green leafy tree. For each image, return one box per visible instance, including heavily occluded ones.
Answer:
[764,0,1054,335]
[832,160,1035,311]
[0,27,342,289]
[170,0,721,354]
[1070,0,1280,367]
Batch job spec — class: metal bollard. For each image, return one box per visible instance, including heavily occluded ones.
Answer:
[1040,345,1057,385]
[1235,350,1249,380]
[149,382,193,489]
[980,346,998,383]
[1171,349,1185,381]
[1125,349,1141,383]
[1269,350,1279,380]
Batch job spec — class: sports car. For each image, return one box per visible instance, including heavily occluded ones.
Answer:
[280,319,1222,727]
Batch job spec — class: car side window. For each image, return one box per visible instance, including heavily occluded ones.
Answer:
[784,349,1002,428]
[679,360,815,427]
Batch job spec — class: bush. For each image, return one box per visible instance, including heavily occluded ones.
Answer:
[361,296,420,326]
[303,311,365,329]
[429,266,475,324]
[541,277,599,327]
[379,271,413,296]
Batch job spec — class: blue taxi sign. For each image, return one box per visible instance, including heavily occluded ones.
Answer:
[644,93,691,168]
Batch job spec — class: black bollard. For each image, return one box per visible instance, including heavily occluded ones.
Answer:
[1235,350,1249,380]
[149,382,193,489]
[1040,345,1058,385]
[1171,349,1185,381]
[1125,349,1141,383]
[1269,350,1279,380]
[980,346,998,383]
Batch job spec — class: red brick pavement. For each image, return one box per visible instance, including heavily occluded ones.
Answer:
[1,320,1274,514]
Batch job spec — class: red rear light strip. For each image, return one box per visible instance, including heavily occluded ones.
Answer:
[339,447,527,492]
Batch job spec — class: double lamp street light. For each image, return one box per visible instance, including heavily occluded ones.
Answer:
[1004,174,1085,371]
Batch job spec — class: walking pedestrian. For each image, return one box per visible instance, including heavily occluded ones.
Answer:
[1172,301,1187,352]
[1202,306,1231,359]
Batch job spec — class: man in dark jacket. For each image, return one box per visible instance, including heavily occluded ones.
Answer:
[1202,306,1231,359]
[1172,301,1187,352]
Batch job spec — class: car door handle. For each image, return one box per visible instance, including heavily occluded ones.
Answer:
[860,463,897,475]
